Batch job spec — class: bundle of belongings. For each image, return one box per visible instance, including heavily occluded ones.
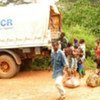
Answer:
[63,68,80,88]
[63,76,80,88]
[86,74,100,87]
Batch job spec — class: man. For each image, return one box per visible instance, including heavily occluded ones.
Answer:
[58,32,68,51]
[51,40,68,99]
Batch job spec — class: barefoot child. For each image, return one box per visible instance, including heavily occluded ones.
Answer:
[77,48,85,78]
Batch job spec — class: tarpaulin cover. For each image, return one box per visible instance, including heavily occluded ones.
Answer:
[0,4,50,49]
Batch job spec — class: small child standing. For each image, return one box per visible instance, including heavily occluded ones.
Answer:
[79,39,86,61]
[77,48,85,78]
[71,46,79,76]
[73,38,79,47]
[77,58,85,78]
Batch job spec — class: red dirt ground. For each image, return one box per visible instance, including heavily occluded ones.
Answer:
[0,70,100,100]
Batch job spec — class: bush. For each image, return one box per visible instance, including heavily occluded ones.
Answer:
[64,25,96,51]
[60,0,100,35]
[85,57,96,70]
[30,57,51,71]
[58,0,100,70]
[21,57,51,71]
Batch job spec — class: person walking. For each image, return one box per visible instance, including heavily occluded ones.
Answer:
[51,40,68,100]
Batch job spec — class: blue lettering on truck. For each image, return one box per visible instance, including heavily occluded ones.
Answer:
[0,19,13,29]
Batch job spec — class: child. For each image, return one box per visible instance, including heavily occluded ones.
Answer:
[65,44,78,77]
[77,48,85,78]
[77,58,85,78]
[73,38,79,47]
[58,32,68,51]
[63,46,80,88]
[79,39,86,61]
[71,46,79,76]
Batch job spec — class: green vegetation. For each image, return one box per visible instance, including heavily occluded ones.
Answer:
[85,57,96,70]
[59,0,100,69]
[31,57,51,70]
[21,57,51,71]
[59,0,100,35]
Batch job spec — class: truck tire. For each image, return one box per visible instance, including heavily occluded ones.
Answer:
[0,55,18,78]
[17,66,20,73]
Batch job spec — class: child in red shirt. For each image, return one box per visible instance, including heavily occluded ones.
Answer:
[95,39,100,75]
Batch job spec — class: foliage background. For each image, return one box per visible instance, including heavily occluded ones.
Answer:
[57,0,100,70]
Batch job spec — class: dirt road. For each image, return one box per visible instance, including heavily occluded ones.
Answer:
[0,71,100,100]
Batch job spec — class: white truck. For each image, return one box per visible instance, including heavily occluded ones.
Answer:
[0,1,61,78]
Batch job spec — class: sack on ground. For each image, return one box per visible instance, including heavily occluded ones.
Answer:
[64,77,80,88]
[86,74,100,87]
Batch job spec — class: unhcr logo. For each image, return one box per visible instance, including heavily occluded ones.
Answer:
[0,19,13,29]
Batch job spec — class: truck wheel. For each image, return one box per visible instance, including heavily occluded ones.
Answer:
[0,55,18,78]
[17,66,20,73]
